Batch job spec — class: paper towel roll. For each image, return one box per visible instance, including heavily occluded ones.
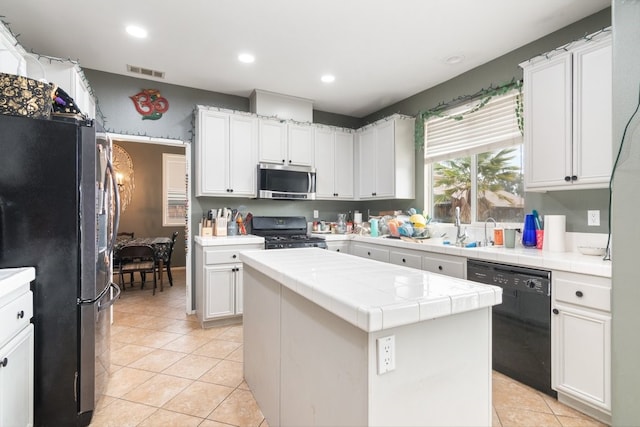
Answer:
[543,215,566,253]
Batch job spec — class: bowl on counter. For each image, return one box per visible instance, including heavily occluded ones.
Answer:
[577,246,606,256]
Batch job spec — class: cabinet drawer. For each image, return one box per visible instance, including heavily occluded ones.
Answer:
[422,254,466,279]
[0,290,33,347]
[389,250,422,269]
[351,244,389,263]
[554,277,610,312]
[203,244,263,265]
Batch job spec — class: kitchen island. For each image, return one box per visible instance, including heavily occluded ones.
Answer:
[241,248,502,427]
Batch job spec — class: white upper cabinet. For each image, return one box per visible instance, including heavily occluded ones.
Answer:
[196,107,258,197]
[0,26,26,75]
[32,60,96,118]
[521,31,611,191]
[314,127,354,199]
[259,119,314,167]
[356,115,415,200]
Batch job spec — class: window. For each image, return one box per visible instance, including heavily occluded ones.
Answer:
[424,90,524,224]
[163,153,187,226]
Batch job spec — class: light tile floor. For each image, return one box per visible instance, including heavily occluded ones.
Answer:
[90,269,608,427]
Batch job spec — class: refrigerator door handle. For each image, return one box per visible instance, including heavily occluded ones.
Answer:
[106,159,120,256]
[78,281,120,307]
[98,282,121,312]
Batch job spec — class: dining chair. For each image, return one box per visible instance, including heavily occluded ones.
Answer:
[117,231,135,240]
[116,231,135,282]
[158,231,179,287]
[117,244,158,295]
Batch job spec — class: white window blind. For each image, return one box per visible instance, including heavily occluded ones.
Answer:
[424,90,522,163]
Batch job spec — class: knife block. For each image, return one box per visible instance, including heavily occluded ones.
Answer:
[214,218,227,236]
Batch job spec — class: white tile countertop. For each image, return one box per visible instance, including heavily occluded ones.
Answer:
[313,233,612,278]
[0,267,35,303]
[195,235,264,246]
[240,248,502,333]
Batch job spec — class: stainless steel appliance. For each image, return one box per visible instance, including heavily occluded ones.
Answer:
[251,216,327,249]
[0,114,120,426]
[466,259,555,397]
[257,163,316,200]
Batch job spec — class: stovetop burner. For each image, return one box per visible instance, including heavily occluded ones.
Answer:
[252,216,327,250]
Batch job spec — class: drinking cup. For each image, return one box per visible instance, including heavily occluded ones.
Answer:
[504,229,516,248]
[522,214,537,247]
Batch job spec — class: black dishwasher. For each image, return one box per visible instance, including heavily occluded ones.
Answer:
[467,259,556,397]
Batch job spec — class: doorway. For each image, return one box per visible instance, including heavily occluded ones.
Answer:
[108,133,193,314]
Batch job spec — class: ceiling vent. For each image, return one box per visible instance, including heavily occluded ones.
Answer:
[126,64,165,79]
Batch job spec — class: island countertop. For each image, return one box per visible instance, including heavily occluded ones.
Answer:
[240,248,502,332]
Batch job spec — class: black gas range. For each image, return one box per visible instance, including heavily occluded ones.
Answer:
[251,216,327,250]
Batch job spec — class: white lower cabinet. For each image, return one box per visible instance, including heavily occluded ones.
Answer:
[0,324,34,427]
[552,271,611,423]
[422,252,466,279]
[351,243,389,263]
[0,267,35,427]
[389,248,422,270]
[326,241,350,254]
[195,242,263,327]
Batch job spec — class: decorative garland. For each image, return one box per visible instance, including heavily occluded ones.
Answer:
[414,78,523,150]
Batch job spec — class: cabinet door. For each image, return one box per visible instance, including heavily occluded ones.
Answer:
[0,324,34,427]
[229,115,258,196]
[523,54,573,190]
[313,128,336,199]
[287,124,314,166]
[203,265,236,319]
[259,119,287,164]
[334,131,354,199]
[235,265,244,315]
[552,304,610,410]
[374,120,396,198]
[357,128,377,198]
[572,39,612,187]
[197,110,229,195]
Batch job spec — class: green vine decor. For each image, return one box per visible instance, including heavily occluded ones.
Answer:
[414,78,523,150]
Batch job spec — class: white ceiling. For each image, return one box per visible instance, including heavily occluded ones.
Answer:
[1,0,609,117]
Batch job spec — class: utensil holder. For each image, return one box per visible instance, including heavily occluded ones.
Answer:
[522,214,537,247]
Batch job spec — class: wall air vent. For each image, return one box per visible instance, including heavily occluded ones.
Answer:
[126,64,165,79]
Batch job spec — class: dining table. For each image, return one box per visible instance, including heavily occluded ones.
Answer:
[114,236,173,291]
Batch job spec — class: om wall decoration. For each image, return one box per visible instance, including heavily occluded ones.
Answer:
[130,89,169,120]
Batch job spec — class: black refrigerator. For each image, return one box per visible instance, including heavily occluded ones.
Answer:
[0,113,120,426]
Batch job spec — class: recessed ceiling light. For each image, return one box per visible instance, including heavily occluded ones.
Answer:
[126,25,148,38]
[444,55,465,65]
[321,74,335,83]
[238,53,255,64]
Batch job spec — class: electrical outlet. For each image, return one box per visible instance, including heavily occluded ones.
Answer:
[313,210,319,219]
[588,210,600,226]
[376,335,396,374]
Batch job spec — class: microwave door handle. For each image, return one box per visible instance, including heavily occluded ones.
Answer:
[308,172,312,193]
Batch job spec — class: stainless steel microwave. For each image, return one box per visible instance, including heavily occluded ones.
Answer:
[257,163,316,200]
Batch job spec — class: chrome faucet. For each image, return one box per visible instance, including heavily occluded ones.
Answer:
[484,217,497,246]
[454,206,468,246]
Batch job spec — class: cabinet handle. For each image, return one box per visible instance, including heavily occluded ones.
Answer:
[564,176,571,182]
[438,265,443,271]
[336,249,341,252]
[367,251,371,256]
[232,254,237,259]
[402,258,406,263]
[575,290,584,298]
[553,308,559,315]
[0,358,7,367]
[571,175,578,181]
[229,189,234,193]
[17,310,24,319]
